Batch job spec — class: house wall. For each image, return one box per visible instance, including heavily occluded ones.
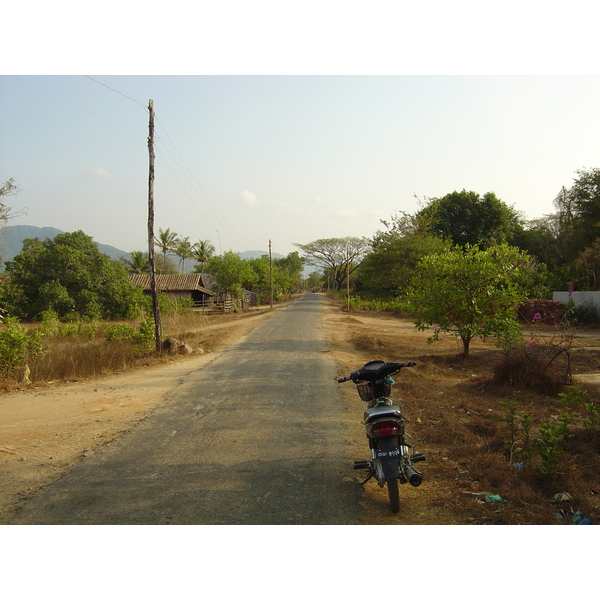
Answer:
[553,291,600,312]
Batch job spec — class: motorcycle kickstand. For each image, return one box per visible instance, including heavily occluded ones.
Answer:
[357,468,376,485]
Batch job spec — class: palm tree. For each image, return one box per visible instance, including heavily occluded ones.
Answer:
[154,228,179,273]
[121,250,149,274]
[175,236,194,273]
[192,239,215,274]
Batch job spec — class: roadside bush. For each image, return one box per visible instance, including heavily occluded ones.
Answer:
[0,317,46,380]
[346,296,405,313]
[492,315,574,394]
[565,298,600,325]
[105,318,155,354]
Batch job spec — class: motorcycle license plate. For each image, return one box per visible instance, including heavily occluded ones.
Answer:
[375,447,401,459]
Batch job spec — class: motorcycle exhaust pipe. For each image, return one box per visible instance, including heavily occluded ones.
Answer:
[404,465,423,487]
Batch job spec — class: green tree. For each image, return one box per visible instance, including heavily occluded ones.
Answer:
[306,271,324,289]
[418,190,523,248]
[154,228,179,273]
[1,231,146,321]
[404,244,533,358]
[273,251,304,294]
[120,250,150,274]
[244,251,304,301]
[567,167,600,252]
[174,236,193,273]
[192,240,215,275]
[294,237,369,290]
[357,225,451,298]
[513,215,564,270]
[206,251,257,299]
[574,239,600,290]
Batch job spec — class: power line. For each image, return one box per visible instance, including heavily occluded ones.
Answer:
[154,145,220,233]
[10,75,145,137]
[84,76,146,106]
[155,119,251,248]
[84,75,251,249]
[13,75,252,251]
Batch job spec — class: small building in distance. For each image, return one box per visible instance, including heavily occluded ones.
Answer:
[129,273,216,308]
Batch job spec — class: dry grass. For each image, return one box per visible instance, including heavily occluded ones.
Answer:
[3,307,274,391]
[324,301,600,525]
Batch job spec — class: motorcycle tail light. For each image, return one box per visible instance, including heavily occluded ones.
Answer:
[371,421,400,437]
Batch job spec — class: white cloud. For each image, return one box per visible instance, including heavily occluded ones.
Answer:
[242,190,259,207]
[86,167,112,180]
[333,208,359,219]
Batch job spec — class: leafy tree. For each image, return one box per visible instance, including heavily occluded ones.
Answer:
[417,190,523,248]
[294,237,369,290]
[154,228,179,272]
[567,167,600,252]
[306,271,324,289]
[357,224,451,298]
[1,230,146,321]
[404,244,533,358]
[274,251,304,280]
[206,251,257,299]
[174,236,193,273]
[273,251,304,294]
[155,254,178,274]
[574,239,600,290]
[120,250,150,274]
[513,215,564,270]
[192,240,215,275]
[243,251,304,301]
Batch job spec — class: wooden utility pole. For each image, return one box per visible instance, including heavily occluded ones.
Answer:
[347,252,350,312]
[269,239,274,309]
[147,99,162,351]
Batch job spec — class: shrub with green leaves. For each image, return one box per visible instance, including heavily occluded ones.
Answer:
[0,316,46,379]
[532,416,571,477]
[403,244,534,358]
[105,318,155,355]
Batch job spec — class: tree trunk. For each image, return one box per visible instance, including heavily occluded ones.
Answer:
[461,335,471,358]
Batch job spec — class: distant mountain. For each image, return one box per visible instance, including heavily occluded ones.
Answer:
[0,225,130,268]
[0,227,306,275]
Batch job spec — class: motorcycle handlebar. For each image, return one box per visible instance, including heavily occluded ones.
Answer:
[337,362,416,383]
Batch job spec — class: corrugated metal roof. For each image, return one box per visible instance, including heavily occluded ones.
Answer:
[129,274,215,295]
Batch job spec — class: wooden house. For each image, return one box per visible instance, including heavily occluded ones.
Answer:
[129,273,216,308]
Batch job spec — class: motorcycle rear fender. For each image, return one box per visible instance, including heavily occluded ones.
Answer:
[363,403,404,423]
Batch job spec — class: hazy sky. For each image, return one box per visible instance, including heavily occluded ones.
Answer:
[2,5,599,258]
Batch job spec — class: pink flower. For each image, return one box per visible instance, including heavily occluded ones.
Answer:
[533,312,542,321]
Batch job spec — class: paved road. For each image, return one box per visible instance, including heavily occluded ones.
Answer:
[9,293,361,524]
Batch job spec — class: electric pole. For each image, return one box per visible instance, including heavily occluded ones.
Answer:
[147,99,162,351]
[269,239,274,309]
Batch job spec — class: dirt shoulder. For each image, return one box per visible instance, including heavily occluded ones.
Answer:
[2,295,600,525]
[0,307,277,523]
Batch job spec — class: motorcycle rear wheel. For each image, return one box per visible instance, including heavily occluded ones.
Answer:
[386,478,400,513]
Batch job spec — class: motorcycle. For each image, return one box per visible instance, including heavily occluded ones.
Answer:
[338,360,425,513]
